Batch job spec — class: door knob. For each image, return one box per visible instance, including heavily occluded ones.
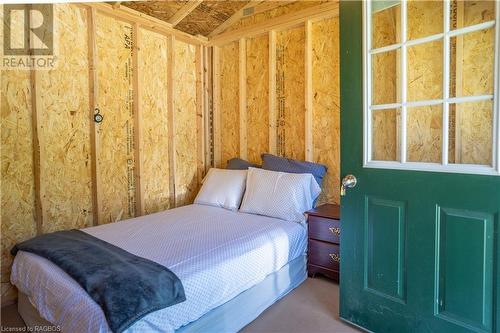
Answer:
[341,174,357,196]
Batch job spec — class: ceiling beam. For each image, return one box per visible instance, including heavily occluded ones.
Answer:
[168,0,204,26]
[209,0,296,37]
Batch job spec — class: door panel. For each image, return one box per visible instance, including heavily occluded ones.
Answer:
[436,208,494,332]
[339,2,500,333]
[364,197,406,302]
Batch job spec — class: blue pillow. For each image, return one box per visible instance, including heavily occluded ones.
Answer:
[226,158,259,170]
[261,153,327,187]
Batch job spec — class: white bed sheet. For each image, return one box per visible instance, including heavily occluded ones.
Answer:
[11,204,307,333]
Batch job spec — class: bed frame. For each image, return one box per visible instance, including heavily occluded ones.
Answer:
[19,255,307,333]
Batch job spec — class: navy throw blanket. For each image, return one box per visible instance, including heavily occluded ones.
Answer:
[12,229,186,333]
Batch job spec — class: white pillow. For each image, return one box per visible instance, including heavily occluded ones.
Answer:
[194,168,247,211]
[239,167,321,223]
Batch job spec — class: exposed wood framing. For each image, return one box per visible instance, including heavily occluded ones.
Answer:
[167,35,176,208]
[305,20,313,161]
[84,3,207,45]
[204,47,213,170]
[132,22,143,216]
[196,45,206,183]
[239,38,248,160]
[209,1,264,37]
[87,7,100,226]
[29,8,43,235]
[169,0,203,26]
[209,2,339,46]
[268,30,277,155]
[213,46,222,167]
[209,1,298,37]
[30,62,43,235]
[112,2,121,9]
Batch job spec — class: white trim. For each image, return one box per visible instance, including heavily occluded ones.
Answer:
[400,0,407,163]
[495,1,500,173]
[363,0,500,176]
[442,0,450,166]
[364,161,499,177]
[370,95,494,111]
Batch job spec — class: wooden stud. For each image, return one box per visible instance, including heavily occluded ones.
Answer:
[196,45,205,184]
[305,20,313,161]
[167,35,176,208]
[30,63,43,235]
[132,22,143,216]
[268,30,277,155]
[239,38,248,160]
[87,7,101,226]
[204,46,213,170]
[212,46,222,167]
[29,7,43,235]
[168,0,203,26]
[209,2,339,46]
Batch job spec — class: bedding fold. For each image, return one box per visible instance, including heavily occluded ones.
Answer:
[11,229,185,333]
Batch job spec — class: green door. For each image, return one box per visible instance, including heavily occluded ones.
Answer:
[339,1,500,333]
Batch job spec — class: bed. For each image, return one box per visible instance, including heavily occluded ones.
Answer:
[11,204,308,333]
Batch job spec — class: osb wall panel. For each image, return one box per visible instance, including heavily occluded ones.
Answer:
[246,35,269,165]
[96,13,135,223]
[406,105,442,163]
[219,42,239,167]
[456,101,493,165]
[139,29,171,214]
[1,70,36,304]
[312,18,340,205]
[372,109,399,161]
[39,4,93,233]
[277,26,305,160]
[174,41,198,206]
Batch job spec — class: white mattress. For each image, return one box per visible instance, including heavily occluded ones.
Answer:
[11,204,307,333]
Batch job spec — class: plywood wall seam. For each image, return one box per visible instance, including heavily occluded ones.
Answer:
[239,38,248,160]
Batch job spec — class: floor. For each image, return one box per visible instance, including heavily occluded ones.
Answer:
[1,277,361,333]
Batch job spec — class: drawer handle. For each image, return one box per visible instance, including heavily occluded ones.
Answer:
[329,227,340,236]
[329,253,340,263]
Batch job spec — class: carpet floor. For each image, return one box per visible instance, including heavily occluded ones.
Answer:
[1,277,361,333]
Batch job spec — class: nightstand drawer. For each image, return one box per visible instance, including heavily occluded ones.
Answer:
[308,216,340,244]
[308,239,340,271]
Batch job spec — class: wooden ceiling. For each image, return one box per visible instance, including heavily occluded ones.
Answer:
[122,1,324,37]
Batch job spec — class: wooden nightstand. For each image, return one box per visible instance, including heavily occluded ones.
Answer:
[306,204,340,282]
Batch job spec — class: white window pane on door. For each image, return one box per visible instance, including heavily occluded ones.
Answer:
[372,50,401,105]
[449,28,495,98]
[372,1,401,49]
[407,40,443,102]
[372,108,401,161]
[448,100,494,166]
[407,1,443,41]
[406,105,442,163]
[449,1,495,31]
